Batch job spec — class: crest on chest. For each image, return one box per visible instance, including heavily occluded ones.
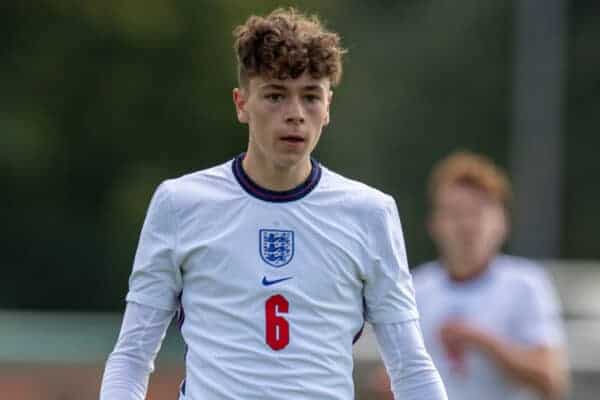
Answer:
[259,229,294,268]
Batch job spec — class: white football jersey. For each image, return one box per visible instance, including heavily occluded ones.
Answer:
[126,155,419,400]
[413,255,565,400]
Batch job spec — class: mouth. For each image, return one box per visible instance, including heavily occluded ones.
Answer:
[280,135,306,143]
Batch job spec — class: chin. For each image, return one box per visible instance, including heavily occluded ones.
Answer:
[274,152,309,167]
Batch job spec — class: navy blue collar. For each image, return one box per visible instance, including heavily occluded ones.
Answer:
[232,153,322,203]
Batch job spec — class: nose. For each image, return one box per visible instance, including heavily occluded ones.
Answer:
[285,97,305,125]
[457,215,479,237]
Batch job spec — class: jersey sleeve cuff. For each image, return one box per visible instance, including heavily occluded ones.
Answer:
[126,291,178,312]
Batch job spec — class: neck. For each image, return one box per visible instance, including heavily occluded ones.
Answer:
[242,151,312,192]
[443,256,491,282]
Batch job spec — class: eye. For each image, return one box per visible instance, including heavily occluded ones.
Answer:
[265,93,284,102]
[304,94,321,103]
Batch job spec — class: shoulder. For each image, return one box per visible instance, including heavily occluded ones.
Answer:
[156,158,239,210]
[318,165,398,216]
[492,254,556,293]
[411,261,445,291]
[493,256,563,335]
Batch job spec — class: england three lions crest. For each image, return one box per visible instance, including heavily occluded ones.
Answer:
[260,229,294,268]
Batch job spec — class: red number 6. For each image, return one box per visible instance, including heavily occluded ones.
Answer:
[265,294,290,350]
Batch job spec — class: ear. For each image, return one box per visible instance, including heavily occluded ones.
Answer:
[323,90,333,126]
[233,88,249,124]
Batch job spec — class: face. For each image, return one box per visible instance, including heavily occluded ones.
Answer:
[429,183,508,279]
[233,72,332,170]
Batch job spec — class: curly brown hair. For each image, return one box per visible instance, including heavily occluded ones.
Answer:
[233,8,346,87]
[428,151,513,208]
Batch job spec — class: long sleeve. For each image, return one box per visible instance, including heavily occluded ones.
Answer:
[374,320,448,400]
[100,301,175,400]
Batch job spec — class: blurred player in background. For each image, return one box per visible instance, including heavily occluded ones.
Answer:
[370,151,569,399]
[99,8,447,400]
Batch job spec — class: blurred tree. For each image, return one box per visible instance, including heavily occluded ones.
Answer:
[564,0,600,259]
[0,0,597,311]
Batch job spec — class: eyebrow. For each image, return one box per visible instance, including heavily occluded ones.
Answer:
[259,83,326,92]
[303,85,325,92]
[260,84,287,91]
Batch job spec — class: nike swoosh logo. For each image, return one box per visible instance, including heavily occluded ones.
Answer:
[262,276,293,286]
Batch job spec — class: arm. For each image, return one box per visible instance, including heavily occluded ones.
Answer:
[374,320,448,400]
[440,320,568,399]
[363,198,446,399]
[441,266,569,399]
[100,302,175,400]
[101,181,182,399]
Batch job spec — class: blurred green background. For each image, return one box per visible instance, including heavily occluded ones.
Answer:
[1,0,598,312]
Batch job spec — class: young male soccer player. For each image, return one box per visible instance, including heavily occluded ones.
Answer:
[372,151,567,400]
[100,8,447,400]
